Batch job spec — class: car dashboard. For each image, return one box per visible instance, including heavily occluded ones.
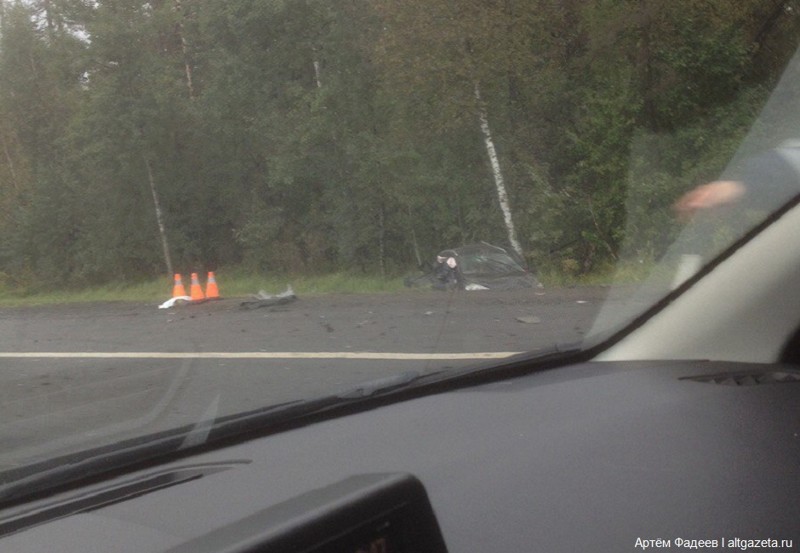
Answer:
[1,359,798,552]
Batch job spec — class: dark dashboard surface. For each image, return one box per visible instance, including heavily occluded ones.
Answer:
[2,360,799,552]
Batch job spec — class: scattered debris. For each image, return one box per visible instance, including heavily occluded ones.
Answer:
[515,315,542,324]
[240,285,298,310]
[465,283,489,291]
[158,296,192,309]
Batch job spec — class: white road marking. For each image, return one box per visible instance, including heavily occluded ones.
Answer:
[0,351,522,360]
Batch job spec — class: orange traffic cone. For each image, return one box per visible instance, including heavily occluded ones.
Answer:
[190,272,205,302]
[205,271,220,300]
[172,274,187,298]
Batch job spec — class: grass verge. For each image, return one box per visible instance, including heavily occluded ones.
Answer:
[0,272,409,307]
[0,261,658,308]
[535,260,657,287]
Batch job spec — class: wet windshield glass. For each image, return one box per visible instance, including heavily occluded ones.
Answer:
[0,1,799,487]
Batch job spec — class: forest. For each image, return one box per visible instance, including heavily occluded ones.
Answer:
[1,0,799,289]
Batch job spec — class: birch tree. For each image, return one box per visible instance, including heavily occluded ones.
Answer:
[371,0,543,257]
[474,82,522,255]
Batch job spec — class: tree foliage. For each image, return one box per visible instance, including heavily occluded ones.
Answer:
[0,0,798,287]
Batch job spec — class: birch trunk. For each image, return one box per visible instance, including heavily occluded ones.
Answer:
[474,82,523,257]
[408,206,422,268]
[313,59,322,89]
[173,0,196,100]
[145,157,174,276]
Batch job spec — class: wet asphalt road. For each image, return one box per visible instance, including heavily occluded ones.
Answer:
[0,287,610,470]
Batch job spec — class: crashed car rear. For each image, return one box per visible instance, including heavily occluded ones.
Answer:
[405,242,539,290]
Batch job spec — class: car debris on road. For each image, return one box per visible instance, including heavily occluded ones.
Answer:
[240,286,298,310]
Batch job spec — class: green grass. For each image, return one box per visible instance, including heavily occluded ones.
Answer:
[536,260,658,287]
[0,280,168,307]
[0,261,661,308]
[0,271,409,307]
[219,270,407,296]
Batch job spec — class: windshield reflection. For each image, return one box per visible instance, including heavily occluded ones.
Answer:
[1,0,799,500]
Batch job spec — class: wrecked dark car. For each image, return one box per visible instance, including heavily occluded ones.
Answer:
[405,242,539,291]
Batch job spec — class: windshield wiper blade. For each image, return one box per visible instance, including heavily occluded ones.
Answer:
[0,399,304,510]
[0,345,584,511]
[335,371,423,399]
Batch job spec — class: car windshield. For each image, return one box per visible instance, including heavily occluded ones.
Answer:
[1,0,799,495]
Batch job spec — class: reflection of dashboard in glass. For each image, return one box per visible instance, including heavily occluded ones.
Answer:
[165,473,448,553]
